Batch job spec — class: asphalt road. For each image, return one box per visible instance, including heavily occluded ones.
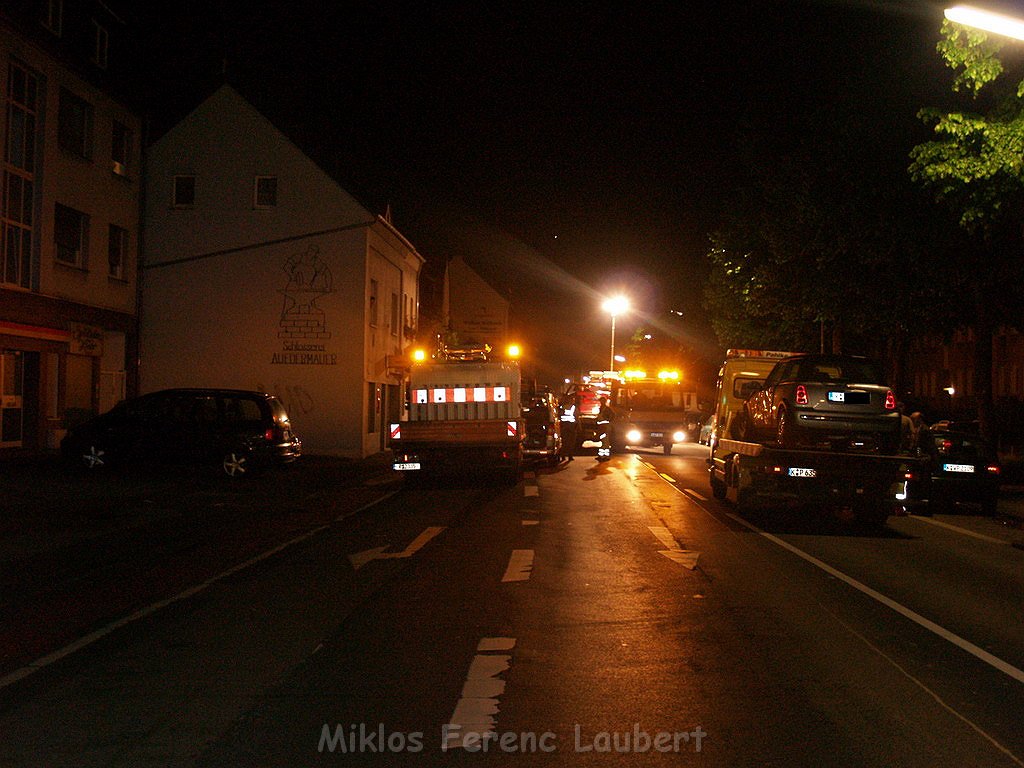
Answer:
[0,446,1022,766]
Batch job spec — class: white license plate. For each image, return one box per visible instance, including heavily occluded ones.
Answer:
[650,432,664,438]
[788,467,817,478]
[393,462,421,471]
[943,463,974,473]
[828,391,845,402]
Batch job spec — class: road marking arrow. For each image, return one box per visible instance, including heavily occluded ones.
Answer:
[348,526,446,571]
[648,525,700,570]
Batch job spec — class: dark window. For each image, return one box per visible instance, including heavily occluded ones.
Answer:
[111,121,131,175]
[173,175,195,207]
[108,224,127,279]
[58,88,93,159]
[92,20,108,69]
[54,203,88,268]
[254,176,277,207]
[369,279,378,327]
[390,293,399,336]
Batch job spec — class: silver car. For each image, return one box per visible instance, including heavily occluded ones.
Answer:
[743,354,901,452]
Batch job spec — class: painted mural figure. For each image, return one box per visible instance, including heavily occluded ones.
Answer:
[278,246,335,339]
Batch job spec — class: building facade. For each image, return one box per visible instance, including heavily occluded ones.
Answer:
[0,2,141,454]
[141,85,423,457]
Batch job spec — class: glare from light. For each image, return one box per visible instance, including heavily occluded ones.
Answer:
[672,430,686,442]
[507,343,522,358]
[626,429,643,443]
[614,354,626,363]
[602,295,630,316]
[944,386,956,396]
[945,5,1024,41]
[657,370,680,380]
[412,348,427,362]
[643,334,652,340]
[624,369,647,379]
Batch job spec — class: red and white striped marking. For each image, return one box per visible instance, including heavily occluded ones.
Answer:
[415,387,509,404]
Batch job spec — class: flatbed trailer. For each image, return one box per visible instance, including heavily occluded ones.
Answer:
[708,437,926,525]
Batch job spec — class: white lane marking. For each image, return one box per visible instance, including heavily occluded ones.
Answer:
[348,526,446,570]
[501,550,534,582]
[0,491,400,691]
[478,637,516,651]
[908,514,1007,544]
[648,526,700,570]
[659,473,676,483]
[524,485,539,497]
[649,525,678,550]
[522,520,540,526]
[721,510,1024,686]
[443,638,515,750]
[684,488,708,502]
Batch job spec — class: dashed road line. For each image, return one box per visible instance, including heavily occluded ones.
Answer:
[443,637,516,750]
[501,550,534,582]
[683,488,708,502]
[907,514,1008,544]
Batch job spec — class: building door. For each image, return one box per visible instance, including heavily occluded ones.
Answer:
[0,351,25,447]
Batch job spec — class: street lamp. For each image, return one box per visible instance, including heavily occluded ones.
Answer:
[945,5,1024,41]
[601,295,629,372]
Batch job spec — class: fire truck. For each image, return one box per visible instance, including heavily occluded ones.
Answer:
[389,343,524,483]
[610,369,700,455]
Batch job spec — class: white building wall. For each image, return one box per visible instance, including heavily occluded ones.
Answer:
[142,86,423,457]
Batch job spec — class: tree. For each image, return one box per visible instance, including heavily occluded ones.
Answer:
[909,19,1024,441]
[702,120,960,388]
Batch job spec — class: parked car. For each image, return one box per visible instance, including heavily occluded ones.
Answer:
[924,428,1000,515]
[61,388,302,477]
[743,354,900,452]
[522,394,563,466]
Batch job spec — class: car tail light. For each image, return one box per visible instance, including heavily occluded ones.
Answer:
[795,385,808,405]
[884,390,896,410]
[986,464,1000,475]
[264,427,275,441]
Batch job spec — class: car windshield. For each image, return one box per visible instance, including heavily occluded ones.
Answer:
[795,358,885,384]
[619,385,686,410]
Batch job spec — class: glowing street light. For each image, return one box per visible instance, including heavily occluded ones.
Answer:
[601,295,630,372]
[945,5,1024,41]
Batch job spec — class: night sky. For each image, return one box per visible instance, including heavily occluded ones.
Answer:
[133,0,964,385]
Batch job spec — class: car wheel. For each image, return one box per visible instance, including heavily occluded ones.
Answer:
[710,470,726,500]
[79,444,109,471]
[222,449,252,478]
[663,442,672,455]
[776,407,796,449]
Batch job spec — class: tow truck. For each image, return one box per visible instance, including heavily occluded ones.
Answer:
[707,349,925,525]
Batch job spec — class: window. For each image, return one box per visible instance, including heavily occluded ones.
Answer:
[390,293,399,336]
[41,0,62,35]
[369,279,378,326]
[254,176,277,208]
[108,224,127,280]
[58,88,93,159]
[3,60,38,289]
[92,20,108,69]
[54,203,88,268]
[173,175,195,207]
[111,121,132,176]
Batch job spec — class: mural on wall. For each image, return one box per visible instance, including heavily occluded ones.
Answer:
[271,246,338,365]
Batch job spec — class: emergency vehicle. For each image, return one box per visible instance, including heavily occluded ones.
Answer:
[389,343,524,483]
[611,369,699,455]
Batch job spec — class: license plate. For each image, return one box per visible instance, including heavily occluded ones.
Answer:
[393,462,421,471]
[943,463,974,473]
[829,391,869,404]
[650,432,663,438]
[788,467,817,478]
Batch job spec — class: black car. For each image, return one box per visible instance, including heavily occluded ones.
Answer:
[61,388,302,477]
[522,394,563,465]
[924,428,1000,515]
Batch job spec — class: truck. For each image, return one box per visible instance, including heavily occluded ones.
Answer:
[707,349,924,525]
[389,344,524,483]
[610,370,700,455]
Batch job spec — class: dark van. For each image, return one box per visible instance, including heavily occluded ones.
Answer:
[61,388,301,477]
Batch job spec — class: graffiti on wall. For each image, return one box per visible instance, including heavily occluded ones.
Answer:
[271,246,338,366]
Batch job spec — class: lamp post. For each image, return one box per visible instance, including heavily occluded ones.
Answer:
[602,296,629,372]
